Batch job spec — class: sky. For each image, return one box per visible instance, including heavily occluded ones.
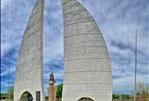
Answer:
[1,0,149,95]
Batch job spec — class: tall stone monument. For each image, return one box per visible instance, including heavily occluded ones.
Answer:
[62,0,112,101]
[14,0,45,101]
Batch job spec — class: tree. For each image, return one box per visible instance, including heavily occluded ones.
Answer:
[7,86,14,99]
[112,94,120,100]
[56,84,63,98]
[137,82,145,94]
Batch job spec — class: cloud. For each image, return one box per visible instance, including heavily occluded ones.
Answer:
[43,0,64,63]
[1,0,149,94]
[1,0,11,10]
[1,0,64,94]
[80,0,149,94]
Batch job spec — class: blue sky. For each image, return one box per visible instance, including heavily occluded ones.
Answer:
[1,0,149,95]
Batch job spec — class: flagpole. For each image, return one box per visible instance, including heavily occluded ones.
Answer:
[134,30,137,101]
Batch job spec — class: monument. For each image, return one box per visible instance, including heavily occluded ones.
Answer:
[14,0,112,100]
[48,72,56,101]
[62,0,112,101]
[14,0,45,101]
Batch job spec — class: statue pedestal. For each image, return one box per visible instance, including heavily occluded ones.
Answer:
[48,85,56,101]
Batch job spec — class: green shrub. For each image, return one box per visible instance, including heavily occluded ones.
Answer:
[112,94,120,99]
[56,84,63,98]
[122,94,129,99]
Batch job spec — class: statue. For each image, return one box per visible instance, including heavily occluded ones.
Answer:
[48,72,56,101]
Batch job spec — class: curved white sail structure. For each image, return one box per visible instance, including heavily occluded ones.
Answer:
[14,0,45,101]
[62,0,112,101]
